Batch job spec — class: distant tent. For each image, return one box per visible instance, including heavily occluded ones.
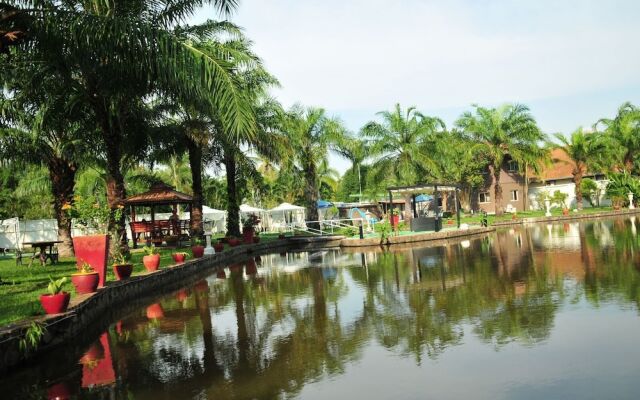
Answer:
[415,194,433,202]
[317,199,333,208]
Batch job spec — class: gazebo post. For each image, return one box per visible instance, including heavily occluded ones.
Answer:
[412,194,417,218]
[388,190,395,230]
[131,205,138,249]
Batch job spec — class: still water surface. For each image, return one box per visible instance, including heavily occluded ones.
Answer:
[3,217,640,399]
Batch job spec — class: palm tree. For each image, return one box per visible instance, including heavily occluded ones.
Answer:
[283,106,345,229]
[334,135,368,201]
[553,129,607,210]
[456,104,546,216]
[595,102,640,173]
[0,67,93,256]
[362,104,445,222]
[9,1,253,243]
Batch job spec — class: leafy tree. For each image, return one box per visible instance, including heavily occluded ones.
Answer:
[7,0,253,244]
[595,102,640,173]
[283,106,345,228]
[580,178,600,207]
[605,172,640,208]
[553,128,608,210]
[456,104,546,215]
[363,104,445,222]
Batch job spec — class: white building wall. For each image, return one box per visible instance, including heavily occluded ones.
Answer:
[528,179,610,210]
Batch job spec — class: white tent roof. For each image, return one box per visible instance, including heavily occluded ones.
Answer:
[202,205,225,215]
[240,204,266,213]
[269,202,306,212]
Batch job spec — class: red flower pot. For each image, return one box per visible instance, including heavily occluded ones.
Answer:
[71,272,99,294]
[73,234,110,288]
[113,263,133,280]
[172,253,186,263]
[194,280,209,292]
[40,292,70,314]
[175,290,188,302]
[143,254,160,272]
[216,269,227,279]
[47,382,71,400]
[253,236,260,244]
[228,238,240,247]
[390,215,400,226]
[192,245,205,258]
[242,227,255,244]
[214,242,224,253]
[562,208,569,216]
[146,303,164,319]
[245,259,257,275]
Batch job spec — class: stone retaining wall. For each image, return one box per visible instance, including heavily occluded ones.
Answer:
[492,208,640,227]
[340,226,495,247]
[0,238,301,373]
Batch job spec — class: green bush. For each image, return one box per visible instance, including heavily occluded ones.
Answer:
[606,172,640,207]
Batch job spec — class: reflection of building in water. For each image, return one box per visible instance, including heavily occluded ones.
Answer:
[529,222,581,251]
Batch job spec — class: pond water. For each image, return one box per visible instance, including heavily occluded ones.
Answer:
[3,216,640,399]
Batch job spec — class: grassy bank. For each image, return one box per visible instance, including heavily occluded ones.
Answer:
[0,247,188,326]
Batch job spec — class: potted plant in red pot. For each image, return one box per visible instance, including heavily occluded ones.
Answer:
[242,213,260,244]
[142,244,160,272]
[213,242,225,253]
[111,247,133,280]
[40,276,70,314]
[228,237,240,247]
[71,262,100,294]
[172,252,188,263]
[253,235,260,244]
[389,209,400,226]
[191,237,205,258]
[65,195,122,288]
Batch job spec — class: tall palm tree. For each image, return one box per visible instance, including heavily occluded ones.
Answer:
[553,129,607,210]
[8,0,253,243]
[283,106,345,228]
[333,135,368,201]
[456,104,546,216]
[0,67,92,256]
[362,104,445,222]
[595,102,640,173]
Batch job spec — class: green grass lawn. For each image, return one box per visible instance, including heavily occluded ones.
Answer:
[458,206,614,225]
[0,232,287,326]
[0,246,195,326]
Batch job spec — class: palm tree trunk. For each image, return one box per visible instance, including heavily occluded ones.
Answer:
[103,132,127,246]
[493,166,504,216]
[187,138,204,237]
[523,163,529,211]
[224,151,241,237]
[574,169,584,211]
[304,158,320,230]
[48,156,77,257]
[94,99,127,247]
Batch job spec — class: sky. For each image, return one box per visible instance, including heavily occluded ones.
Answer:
[196,0,640,173]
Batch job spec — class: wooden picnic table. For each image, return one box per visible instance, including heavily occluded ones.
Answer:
[22,240,62,266]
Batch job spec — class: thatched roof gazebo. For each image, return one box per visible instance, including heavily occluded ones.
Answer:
[124,183,193,248]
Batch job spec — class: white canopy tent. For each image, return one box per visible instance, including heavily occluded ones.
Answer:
[268,203,306,232]
[240,204,268,232]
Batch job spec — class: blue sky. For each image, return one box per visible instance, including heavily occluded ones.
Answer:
[196,0,640,173]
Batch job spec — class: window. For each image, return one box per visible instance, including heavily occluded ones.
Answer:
[479,192,491,203]
[507,160,519,172]
[548,180,556,186]
[511,190,519,201]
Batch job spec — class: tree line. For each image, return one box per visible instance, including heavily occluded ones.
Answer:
[1,2,639,257]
